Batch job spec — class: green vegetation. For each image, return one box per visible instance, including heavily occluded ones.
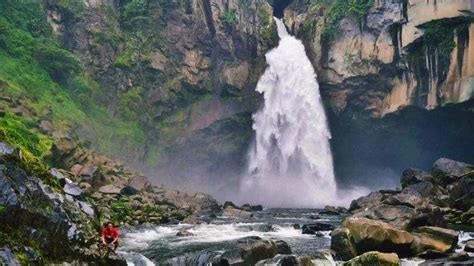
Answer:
[0,114,52,158]
[404,20,469,106]
[319,0,374,45]
[0,0,148,158]
[110,198,133,224]
[221,10,238,29]
[258,7,278,43]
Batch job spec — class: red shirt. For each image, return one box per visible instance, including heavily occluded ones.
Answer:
[101,227,119,239]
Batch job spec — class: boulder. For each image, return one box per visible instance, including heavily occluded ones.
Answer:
[63,181,82,196]
[411,226,458,256]
[401,168,433,188]
[460,206,474,223]
[349,192,385,211]
[464,239,474,252]
[79,163,98,178]
[352,204,415,229]
[0,142,14,156]
[383,192,427,209]
[120,186,139,196]
[432,158,473,182]
[240,204,263,212]
[223,201,239,209]
[0,161,98,260]
[343,251,399,266]
[448,252,470,262]
[50,168,66,187]
[176,229,194,237]
[401,181,443,198]
[331,227,357,260]
[70,164,83,176]
[406,207,447,230]
[219,236,291,265]
[449,175,474,211]
[98,184,123,194]
[320,205,348,215]
[128,175,150,191]
[302,223,335,234]
[78,200,95,217]
[241,203,252,212]
[223,206,253,218]
[342,217,414,257]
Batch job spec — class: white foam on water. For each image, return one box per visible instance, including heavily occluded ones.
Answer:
[120,223,313,251]
[456,231,474,255]
[171,223,311,245]
[400,258,425,266]
[121,226,179,249]
[118,251,155,266]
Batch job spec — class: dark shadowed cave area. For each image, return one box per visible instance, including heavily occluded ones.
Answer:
[329,99,474,190]
[270,0,293,18]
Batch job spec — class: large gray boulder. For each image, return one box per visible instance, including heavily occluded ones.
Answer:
[343,251,399,266]
[223,206,253,218]
[342,217,414,257]
[432,158,473,183]
[411,226,459,257]
[349,191,385,211]
[449,174,474,211]
[219,236,291,265]
[352,204,416,229]
[401,168,433,189]
[331,227,357,260]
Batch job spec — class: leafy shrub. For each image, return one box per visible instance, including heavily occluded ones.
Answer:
[221,10,238,29]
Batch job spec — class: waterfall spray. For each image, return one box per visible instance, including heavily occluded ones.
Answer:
[240,18,339,207]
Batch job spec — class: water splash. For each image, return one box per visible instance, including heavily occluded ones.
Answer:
[240,18,340,207]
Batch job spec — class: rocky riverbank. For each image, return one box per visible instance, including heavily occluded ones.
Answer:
[0,135,221,264]
[331,157,474,265]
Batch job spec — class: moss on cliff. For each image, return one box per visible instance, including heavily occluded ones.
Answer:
[404,19,471,107]
[320,0,374,45]
[0,114,52,158]
[0,0,148,158]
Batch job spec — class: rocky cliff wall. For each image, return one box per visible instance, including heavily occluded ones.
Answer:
[285,0,474,117]
[15,0,474,194]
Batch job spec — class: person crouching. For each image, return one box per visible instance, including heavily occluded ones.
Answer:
[101,221,119,253]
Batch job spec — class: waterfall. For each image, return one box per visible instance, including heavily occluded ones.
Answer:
[240,18,338,207]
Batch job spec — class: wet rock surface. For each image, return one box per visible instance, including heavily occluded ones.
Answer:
[331,158,474,263]
[0,138,221,264]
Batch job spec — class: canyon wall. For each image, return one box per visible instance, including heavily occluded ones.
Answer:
[284,0,474,188]
[27,0,474,192]
[284,0,474,117]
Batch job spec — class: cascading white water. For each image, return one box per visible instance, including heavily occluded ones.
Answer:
[240,18,338,207]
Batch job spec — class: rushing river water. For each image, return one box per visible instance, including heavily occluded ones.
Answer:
[118,208,474,266]
[118,208,340,265]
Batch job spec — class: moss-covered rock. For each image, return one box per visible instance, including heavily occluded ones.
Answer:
[344,251,400,266]
[331,227,357,260]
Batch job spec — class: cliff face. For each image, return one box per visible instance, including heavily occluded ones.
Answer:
[282,0,474,188]
[2,0,472,194]
[284,0,474,118]
[41,0,277,188]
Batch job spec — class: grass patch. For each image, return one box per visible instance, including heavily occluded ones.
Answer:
[0,113,52,158]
